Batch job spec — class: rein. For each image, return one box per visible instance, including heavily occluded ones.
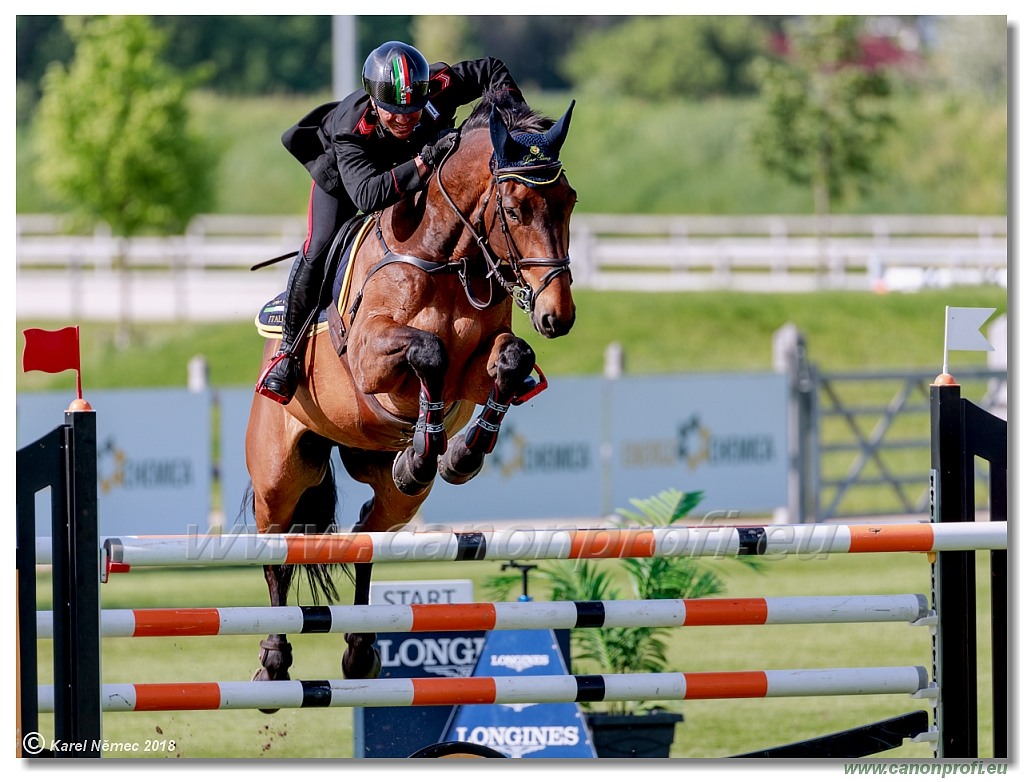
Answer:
[434,138,572,314]
[354,134,572,316]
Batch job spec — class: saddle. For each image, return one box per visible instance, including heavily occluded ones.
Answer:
[255,215,376,355]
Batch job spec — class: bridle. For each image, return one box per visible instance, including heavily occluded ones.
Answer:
[435,137,572,314]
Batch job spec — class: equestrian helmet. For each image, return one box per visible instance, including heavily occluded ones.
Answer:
[362,41,430,114]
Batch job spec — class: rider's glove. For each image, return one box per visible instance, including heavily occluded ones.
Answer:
[420,131,458,169]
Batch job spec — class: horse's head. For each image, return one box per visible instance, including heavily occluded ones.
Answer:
[487,100,577,338]
[449,93,578,339]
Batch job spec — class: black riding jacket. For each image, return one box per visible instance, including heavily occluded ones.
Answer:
[282,58,520,219]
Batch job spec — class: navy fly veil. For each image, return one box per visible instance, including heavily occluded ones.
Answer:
[490,100,574,186]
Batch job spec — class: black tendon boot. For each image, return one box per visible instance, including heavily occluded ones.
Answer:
[256,252,322,404]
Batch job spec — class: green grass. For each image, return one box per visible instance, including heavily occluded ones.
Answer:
[32,552,995,758]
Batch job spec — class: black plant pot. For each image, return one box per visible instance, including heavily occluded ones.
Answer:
[586,710,684,758]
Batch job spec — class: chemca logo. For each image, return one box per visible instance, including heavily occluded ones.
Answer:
[486,424,590,479]
[620,414,776,471]
[97,438,194,494]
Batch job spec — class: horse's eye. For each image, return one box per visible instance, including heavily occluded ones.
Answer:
[504,207,520,222]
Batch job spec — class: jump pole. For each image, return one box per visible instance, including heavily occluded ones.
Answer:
[36,594,932,638]
[38,666,931,713]
[101,521,1007,575]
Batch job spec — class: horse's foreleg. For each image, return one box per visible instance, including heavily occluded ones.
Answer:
[246,397,329,705]
[439,335,536,484]
[391,331,450,495]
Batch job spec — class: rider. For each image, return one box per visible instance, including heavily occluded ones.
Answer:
[257,41,523,404]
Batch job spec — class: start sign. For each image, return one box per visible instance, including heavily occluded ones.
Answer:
[355,580,483,758]
[370,580,474,606]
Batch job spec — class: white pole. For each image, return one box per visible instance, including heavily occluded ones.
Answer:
[332,16,358,100]
[943,305,951,375]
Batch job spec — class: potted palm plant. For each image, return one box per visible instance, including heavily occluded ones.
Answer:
[486,488,760,758]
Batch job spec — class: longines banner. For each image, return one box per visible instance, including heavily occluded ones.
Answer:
[18,373,786,535]
[16,389,212,537]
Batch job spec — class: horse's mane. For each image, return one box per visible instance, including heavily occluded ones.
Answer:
[460,88,554,135]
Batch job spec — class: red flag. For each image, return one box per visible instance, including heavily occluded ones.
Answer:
[23,326,81,374]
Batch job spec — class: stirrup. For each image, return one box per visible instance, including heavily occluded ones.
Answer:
[256,351,297,404]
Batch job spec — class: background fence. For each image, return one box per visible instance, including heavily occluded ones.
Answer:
[773,320,1007,523]
[16,213,1008,321]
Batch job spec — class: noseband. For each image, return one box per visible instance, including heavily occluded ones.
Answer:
[437,143,572,314]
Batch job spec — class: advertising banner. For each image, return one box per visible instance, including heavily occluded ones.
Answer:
[354,580,483,758]
[608,373,787,517]
[16,389,212,537]
[443,628,597,758]
[20,371,787,537]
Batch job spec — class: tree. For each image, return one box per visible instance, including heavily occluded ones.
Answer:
[562,16,771,99]
[156,16,333,96]
[748,16,895,221]
[412,15,480,65]
[932,16,1007,100]
[35,15,214,343]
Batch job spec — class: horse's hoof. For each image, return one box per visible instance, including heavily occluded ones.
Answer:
[254,638,293,713]
[438,449,484,485]
[343,646,382,680]
[251,666,287,714]
[392,450,435,496]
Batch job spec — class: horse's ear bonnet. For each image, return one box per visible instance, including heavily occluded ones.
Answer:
[490,100,575,185]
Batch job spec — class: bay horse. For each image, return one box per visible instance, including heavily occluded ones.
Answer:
[244,90,577,693]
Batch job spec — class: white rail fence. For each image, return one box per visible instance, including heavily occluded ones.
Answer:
[16,213,1007,321]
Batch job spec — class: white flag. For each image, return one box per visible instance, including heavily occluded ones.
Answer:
[945,307,995,352]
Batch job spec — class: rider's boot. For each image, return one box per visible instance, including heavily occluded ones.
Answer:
[256,251,321,404]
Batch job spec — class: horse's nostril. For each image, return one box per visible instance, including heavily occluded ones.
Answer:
[538,311,574,338]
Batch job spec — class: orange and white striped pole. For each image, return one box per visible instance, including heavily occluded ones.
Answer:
[38,666,931,713]
[36,593,931,638]
[100,521,1007,577]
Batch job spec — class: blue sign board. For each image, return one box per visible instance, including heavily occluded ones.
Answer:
[442,628,597,758]
[16,389,212,537]
[354,630,488,758]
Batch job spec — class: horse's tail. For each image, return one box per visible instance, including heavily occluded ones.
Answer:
[288,460,342,604]
[238,467,341,606]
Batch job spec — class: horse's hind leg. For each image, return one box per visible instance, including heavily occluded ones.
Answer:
[440,334,536,484]
[342,560,381,679]
[337,448,433,679]
[246,396,336,701]
[252,564,295,712]
[338,498,381,679]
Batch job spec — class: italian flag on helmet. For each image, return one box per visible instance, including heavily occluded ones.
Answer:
[391,52,414,106]
[362,41,430,114]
